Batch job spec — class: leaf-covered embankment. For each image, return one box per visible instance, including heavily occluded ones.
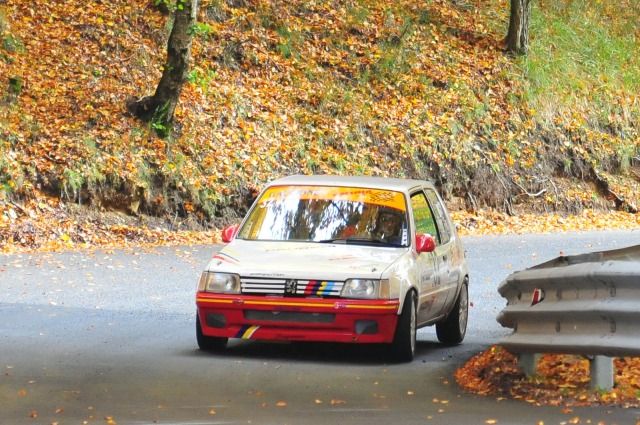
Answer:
[0,0,639,239]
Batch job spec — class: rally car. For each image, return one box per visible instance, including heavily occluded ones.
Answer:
[196,175,469,361]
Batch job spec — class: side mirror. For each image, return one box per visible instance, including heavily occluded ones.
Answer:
[415,234,436,253]
[221,224,240,243]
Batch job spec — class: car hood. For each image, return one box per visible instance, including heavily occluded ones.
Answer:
[207,239,409,280]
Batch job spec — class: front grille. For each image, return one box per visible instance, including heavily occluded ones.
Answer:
[240,277,286,294]
[245,310,335,323]
[240,277,344,297]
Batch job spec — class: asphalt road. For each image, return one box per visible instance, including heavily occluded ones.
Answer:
[1,230,639,424]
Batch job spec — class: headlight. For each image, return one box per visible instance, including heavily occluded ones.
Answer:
[198,272,241,294]
[341,279,389,299]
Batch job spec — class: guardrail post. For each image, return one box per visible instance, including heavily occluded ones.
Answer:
[518,353,541,376]
[589,355,614,391]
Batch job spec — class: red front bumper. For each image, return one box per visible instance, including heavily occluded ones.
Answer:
[196,293,400,343]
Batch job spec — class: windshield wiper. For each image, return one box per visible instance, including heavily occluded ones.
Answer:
[317,238,348,244]
[318,237,403,247]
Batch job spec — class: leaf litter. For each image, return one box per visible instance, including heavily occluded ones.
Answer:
[456,346,640,408]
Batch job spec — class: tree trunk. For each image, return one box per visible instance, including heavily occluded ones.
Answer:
[506,0,531,55]
[127,0,199,134]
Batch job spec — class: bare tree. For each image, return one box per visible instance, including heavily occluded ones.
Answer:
[127,0,199,135]
[506,0,532,55]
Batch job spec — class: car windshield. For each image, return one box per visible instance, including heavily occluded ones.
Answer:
[237,185,409,247]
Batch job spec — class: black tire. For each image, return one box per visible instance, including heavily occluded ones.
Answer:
[436,278,468,345]
[196,314,228,351]
[389,291,417,362]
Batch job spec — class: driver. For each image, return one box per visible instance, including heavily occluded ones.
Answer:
[374,210,403,244]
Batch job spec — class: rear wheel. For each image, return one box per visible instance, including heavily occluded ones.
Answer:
[196,314,228,351]
[436,279,468,345]
[389,291,417,362]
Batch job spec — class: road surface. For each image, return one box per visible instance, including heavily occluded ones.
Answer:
[1,230,639,424]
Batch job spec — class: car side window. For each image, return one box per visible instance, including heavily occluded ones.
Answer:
[425,189,451,245]
[410,192,440,243]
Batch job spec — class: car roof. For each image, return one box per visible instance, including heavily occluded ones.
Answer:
[266,175,434,193]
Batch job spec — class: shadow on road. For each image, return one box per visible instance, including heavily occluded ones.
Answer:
[181,339,446,365]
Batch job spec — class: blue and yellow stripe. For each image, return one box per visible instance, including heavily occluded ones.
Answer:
[235,325,260,339]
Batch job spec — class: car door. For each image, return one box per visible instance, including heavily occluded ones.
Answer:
[409,191,443,324]
[424,189,458,316]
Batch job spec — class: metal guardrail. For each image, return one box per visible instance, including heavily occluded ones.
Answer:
[496,244,640,389]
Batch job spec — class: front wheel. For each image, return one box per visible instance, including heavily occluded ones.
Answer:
[389,291,417,362]
[196,314,228,351]
[436,279,468,345]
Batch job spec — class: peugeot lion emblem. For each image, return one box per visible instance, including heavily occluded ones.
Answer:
[284,279,298,295]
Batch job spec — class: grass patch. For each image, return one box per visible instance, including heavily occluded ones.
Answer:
[522,0,640,129]
[276,25,302,60]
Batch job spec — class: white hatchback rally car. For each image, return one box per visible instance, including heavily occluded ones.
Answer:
[196,175,469,361]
